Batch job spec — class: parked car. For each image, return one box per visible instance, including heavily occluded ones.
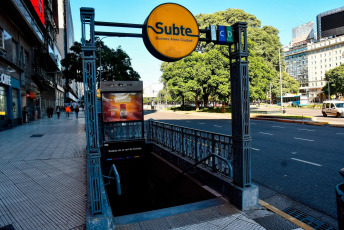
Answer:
[322,100,344,118]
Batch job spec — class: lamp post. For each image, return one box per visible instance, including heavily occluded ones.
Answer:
[279,48,283,112]
[96,37,107,87]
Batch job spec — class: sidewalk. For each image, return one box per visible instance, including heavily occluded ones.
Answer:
[0,113,86,230]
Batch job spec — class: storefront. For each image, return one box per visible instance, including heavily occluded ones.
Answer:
[0,73,22,131]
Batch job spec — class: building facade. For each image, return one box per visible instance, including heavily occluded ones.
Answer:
[0,0,73,131]
[285,7,344,103]
[306,36,344,101]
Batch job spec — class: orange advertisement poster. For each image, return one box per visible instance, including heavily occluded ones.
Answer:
[102,92,143,122]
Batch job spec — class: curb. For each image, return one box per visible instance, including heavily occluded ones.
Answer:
[251,117,330,126]
[259,200,315,230]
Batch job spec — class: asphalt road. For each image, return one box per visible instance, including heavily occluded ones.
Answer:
[144,110,344,218]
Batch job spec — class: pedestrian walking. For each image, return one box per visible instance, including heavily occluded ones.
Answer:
[65,105,71,118]
[49,107,54,118]
[56,106,61,119]
[22,106,27,123]
[46,107,50,118]
[75,106,80,119]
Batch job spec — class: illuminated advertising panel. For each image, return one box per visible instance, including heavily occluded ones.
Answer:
[102,92,143,122]
[30,0,45,26]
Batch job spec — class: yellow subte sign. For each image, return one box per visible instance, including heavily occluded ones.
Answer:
[142,3,199,62]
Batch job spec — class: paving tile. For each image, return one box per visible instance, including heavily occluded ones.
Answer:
[0,117,87,229]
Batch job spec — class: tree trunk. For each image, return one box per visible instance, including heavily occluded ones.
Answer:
[181,96,185,107]
[221,101,226,113]
[195,95,199,111]
[203,94,209,108]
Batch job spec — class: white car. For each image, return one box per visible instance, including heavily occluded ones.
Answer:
[322,100,344,118]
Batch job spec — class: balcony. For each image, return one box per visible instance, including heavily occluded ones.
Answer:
[38,43,61,71]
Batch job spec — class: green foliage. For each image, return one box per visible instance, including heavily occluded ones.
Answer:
[61,41,140,84]
[322,64,344,97]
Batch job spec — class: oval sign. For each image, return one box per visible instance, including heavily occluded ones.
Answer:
[142,3,199,62]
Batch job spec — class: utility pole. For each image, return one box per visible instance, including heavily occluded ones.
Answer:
[279,48,283,112]
[270,83,272,105]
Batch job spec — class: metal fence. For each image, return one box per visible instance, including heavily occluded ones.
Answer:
[146,119,233,178]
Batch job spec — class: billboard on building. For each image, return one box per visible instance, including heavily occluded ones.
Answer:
[30,0,45,26]
[102,92,143,122]
[321,11,344,38]
[317,7,344,40]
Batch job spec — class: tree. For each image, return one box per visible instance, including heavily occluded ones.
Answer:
[160,8,299,106]
[61,41,140,85]
[322,64,344,97]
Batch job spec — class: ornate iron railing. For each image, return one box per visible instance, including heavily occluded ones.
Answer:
[147,119,233,178]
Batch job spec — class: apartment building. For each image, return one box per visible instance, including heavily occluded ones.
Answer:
[285,6,344,103]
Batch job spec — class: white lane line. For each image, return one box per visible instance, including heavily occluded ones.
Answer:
[291,152,297,155]
[337,133,344,135]
[298,128,315,132]
[199,123,206,125]
[214,125,222,127]
[251,123,257,125]
[291,158,322,167]
[294,137,314,142]
[251,148,260,151]
[259,132,274,136]
[272,126,284,128]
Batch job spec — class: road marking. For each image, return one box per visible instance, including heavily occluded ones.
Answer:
[294,137,314,142]
[199,122,206,124]
[214,125,222,128]
[259,132,274,136]
[272,126,284,128]
[337,133,344,135]
[298,128,315,132]
[291,152,297,155]
[251,148,260,151]
[185,121,191,122]
[291,158,322,167]
[251,123,256,125]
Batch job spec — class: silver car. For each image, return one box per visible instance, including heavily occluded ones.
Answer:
[322,100,344,118]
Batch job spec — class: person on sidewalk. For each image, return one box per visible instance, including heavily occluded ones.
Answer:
[22,106,27,123]
[65,105,71,118]
[56,106,61,119]
[75,106,80,119]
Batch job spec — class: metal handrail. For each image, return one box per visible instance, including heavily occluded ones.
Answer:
[181,153,233,178]
[103,164,121,196]
[147,119,233,178]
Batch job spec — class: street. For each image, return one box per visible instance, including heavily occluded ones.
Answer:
[144,110,344,219]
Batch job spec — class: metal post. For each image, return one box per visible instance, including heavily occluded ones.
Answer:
[279,48,283,112]
[80,7,103,215]
[270,83,272,105]
[229,22,251,187]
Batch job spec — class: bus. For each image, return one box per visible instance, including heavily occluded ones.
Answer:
[277,95,309,107]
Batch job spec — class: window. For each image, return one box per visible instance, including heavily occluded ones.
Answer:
[12,89,19,119]
[0,86,7,118]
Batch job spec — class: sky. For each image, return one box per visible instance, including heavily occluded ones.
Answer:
[70,0,343,87]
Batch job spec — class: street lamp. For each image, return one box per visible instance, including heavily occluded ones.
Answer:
[96,36,108,87]
[279,48,283,112]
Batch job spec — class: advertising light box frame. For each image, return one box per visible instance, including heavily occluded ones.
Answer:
[100,81,144,141]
